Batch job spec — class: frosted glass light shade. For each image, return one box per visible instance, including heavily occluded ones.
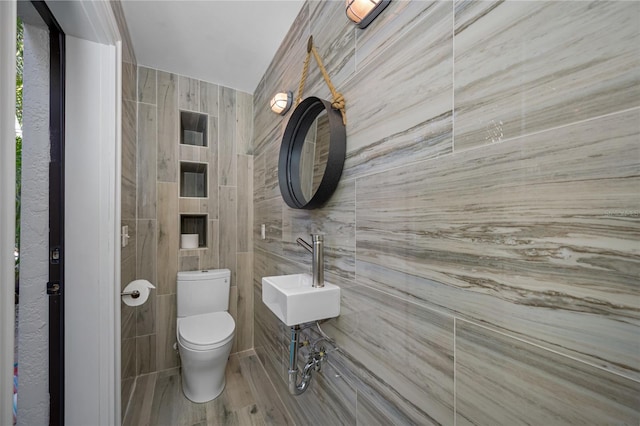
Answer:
[270,91,293,115]
[345,0,391,29]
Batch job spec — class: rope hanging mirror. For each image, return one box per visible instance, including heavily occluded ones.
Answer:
[278,36,347,210]
[295,36,347,125]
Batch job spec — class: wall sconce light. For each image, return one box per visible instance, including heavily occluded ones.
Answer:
[270,91,293,115]
[345,0,391,29]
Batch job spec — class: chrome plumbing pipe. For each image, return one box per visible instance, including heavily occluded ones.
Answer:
[296,234,324,288]
[288,325,312,395]
[311,234,324,288]
[288,322,334,396]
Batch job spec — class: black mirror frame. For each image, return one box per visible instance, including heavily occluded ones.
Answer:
[278,97,346,209]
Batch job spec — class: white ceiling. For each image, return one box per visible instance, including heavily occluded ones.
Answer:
[121,0,305,94]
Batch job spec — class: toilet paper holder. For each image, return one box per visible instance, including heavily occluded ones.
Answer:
[121,279,155,306]
[121,290,140,299]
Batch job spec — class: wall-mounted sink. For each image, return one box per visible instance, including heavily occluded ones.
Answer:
[262,274,340,326]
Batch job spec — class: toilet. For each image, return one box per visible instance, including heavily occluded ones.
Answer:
[177,269,235,403]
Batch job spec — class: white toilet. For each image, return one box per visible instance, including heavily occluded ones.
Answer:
[177,269,235,403]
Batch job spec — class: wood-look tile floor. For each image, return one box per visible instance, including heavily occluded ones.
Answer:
[123,352,294,426]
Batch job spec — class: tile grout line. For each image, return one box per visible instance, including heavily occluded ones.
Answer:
[346,146,456,183]
[196,77,200,111]
[354,24,359,75]
[153,67,159,376]
[346,278,640,385]
[451,0,456,155]
[353,280,453,319]
[455,316,640,385]
[216,84,221,228]
[122,374,138,423]
[355,388,359,425]
[354,178,358,284]
[154,67,159,312]
[453,316,457,426]
[455,105,640,158]
[252,352,296,425]
[346,104,640,184]
[217,85,222,220]
[134,64,140,348]
[339,1,447,92]
[451,5,457,423]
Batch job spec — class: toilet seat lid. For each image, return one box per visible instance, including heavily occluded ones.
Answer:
[178,312,235,350]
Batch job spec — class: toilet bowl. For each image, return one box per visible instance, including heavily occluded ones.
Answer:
[177,269,235,403]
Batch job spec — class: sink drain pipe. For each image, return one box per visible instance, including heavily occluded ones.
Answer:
[289,324,327,395]
[288,325,312,395]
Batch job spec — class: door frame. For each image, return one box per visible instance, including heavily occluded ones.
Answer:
[46,1,123,423]
[1,2,123,423]
[28,3,67,423]
[0,2,17,424]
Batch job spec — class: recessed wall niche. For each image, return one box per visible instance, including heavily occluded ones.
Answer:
[180,162,208,198]
[180,111,208,146]
[180,215,207,248]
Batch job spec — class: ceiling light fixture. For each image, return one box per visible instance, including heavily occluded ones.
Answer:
[270,91,293,115]
[345,0,391,29]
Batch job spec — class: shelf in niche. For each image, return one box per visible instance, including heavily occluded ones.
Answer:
[180,162,208,198]
[180,111,208,147]
[180,215,207,249]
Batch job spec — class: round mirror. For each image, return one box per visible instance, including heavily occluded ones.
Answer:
[278,97,346,209]
[298,110,330,200]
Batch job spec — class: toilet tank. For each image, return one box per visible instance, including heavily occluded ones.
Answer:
[177,269,231,318]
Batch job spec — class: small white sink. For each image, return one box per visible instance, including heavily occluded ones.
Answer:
[262,274,340,326]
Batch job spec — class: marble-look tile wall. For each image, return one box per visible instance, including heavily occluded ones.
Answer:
[132,65,255,380]
[253,1,640,424]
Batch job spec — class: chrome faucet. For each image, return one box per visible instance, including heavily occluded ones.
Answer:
[296,234,324,288]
